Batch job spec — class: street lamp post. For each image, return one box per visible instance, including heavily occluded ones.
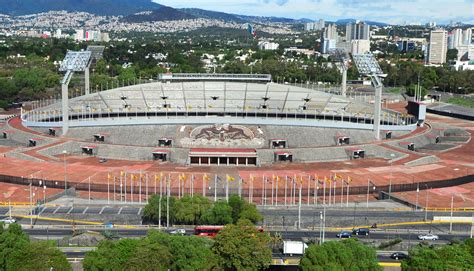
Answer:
[415,184,420,211]
[424,185,429,221]
[366,179,375,208]
[449,193,454,233]
[389,153,395,199]
[62,150,68,192]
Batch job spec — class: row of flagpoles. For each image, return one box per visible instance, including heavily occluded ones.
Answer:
[98,171,355,207]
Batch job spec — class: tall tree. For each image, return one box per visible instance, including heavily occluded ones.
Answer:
[213,219,271,271]
[300,239,381,271]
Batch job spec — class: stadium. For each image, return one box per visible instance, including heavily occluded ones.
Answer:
[18,72,420,165]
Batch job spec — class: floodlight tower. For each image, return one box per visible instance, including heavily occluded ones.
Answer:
[59,51,92,135]
[352,53,386,140]
[329,49,350,97]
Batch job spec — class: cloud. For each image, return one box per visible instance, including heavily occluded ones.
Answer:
[153,0,473,24]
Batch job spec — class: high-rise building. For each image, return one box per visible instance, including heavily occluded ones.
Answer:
[321,24,338,53]
[462,28,472,45]
[428,29,448,64]
[346,21,370,41]
[305,19,325,31]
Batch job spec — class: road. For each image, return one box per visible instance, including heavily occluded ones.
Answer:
[21,227,470,242]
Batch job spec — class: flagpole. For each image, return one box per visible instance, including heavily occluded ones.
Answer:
[275,177,278,206]
[239,177,243,198]
[298,183,302,230]
[214,175,217,202]
[202,175,206,197]
[323,178,326,205]
[341,179,344,207]
[225,175,229,202]
[178,175,181,199]
[107,175,110,204]
[307,175,310,206]
[333,179,336,205]
[146,174,149,203]
[284,176,287,206]
[139,174,142,204]
[124,173,127,203]
[328,179,332,206]
[166,176,170,228]
[271,179,274,205]
[131,175,133,204]
[88,177,91,204]
[113,176,116,203]
[191,174,194,197]
[347,182,350,207]
[261,176,265,206]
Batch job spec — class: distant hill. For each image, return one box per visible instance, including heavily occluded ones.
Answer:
[0,0,162,16]
[123,7,195,23]
[336,18,389,26]
[180,8,243,23]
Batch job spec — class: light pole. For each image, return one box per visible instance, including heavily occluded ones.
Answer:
[449,193,454,233]
[319,211,323,244]
[424,185,429,221]
[366,179,375,208]
[389,153,395,199]
[62,150,68,192]
[415,184,419,211]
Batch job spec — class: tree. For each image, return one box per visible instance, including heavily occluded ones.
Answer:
[83,238,141,270]
[146,231,217,271]
[201,201,233,225]
[406,84,427,99]
[0,223,70,271]
[402,240,474,271]
[228,195,263,224]
[213,219,271,271]
[142,195,175,225]
[447,49,458,61]
[299,239,381,271]
[123,242,171,271]
[6,242,71,271]
[174,195,212,225]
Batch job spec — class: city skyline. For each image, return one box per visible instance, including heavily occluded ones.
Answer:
[154,0,474,25]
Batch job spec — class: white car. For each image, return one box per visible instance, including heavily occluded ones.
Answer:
[0,217,16,224]
[170,229,186,235]
[418,234,439,240]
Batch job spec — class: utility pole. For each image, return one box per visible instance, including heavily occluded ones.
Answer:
[424,187,429,221]
[158,195,162,229]
[415,183,419,211]
[166,177,170,228]
[298,184,302,230]
[449,193,454,233]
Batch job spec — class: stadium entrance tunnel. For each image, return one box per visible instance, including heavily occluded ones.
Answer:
[270,139,287,149]
[158,138,173,147]
[275,151,293,162]
[81,146,97,156]
[152,149,170,161]
[346,148,365,159]
[188,148,257,166]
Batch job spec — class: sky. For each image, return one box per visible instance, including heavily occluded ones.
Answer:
[153,0,474,25]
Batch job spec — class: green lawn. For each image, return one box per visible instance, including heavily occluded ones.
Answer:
[447,97,474,108]
[385,87,402,94]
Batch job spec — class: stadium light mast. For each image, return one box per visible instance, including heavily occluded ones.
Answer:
[329,49,350,97]
[59,51,92,135]
[352,53,386,140]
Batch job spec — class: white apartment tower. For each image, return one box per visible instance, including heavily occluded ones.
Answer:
[428,29,448,64]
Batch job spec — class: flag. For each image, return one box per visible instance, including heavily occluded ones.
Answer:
[155,174,159,182]
[120,171,125,177]
[203,174,210,181]
[226,174,235,182]
[247,23,257,38]
[250,175,255,182]
[334,173,342,180]
[324,176,330,183]
[347,176,352,183]
[107,173,112,180]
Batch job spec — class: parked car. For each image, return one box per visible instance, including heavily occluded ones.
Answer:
[336,231,352,238]
[418,234,439,240]
[0,217,16,224]
[170,228,186,235]
[352,228,370,236]
[390,252,408,260]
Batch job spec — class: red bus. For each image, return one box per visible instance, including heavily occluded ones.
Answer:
[194,226,224,237]
[194,225,264,238]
